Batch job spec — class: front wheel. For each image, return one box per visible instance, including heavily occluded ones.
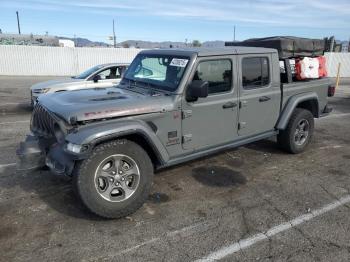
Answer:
[277,108,314,154]
[73,139,154,218]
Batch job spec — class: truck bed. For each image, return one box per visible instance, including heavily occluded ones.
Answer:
[282,78,331,115]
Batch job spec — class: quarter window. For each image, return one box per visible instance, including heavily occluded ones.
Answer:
[193,59,232,94]
[242,57,270,89]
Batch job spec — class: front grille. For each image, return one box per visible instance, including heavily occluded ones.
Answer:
[31,103,56,137]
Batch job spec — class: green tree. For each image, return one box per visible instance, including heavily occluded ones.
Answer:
[192,40,202,47]
[122,42,130,48]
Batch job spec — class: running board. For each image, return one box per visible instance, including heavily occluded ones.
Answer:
[161,130,277,169]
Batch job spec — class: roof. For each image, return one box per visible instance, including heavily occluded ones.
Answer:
[99,62,129,67]
[140,47,277,57]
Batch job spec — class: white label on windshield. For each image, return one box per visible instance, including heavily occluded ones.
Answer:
[170,58,188,67]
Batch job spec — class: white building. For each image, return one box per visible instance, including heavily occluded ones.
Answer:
[59,39,75,48]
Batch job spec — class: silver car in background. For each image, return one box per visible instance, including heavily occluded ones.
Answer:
[30,63,128,106]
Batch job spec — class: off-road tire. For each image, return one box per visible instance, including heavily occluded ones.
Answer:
[277,108,314,154]
[73,139,153,219]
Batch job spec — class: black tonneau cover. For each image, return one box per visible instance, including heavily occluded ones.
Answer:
[226,36,325,58]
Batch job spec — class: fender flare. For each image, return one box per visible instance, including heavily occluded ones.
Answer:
[65,119,169,164]
[276,92,319,130]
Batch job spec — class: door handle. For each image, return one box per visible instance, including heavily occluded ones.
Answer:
[259,96,271,102]
[222,102,237,109]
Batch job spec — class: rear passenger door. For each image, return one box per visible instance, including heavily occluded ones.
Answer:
[238,55,280,136]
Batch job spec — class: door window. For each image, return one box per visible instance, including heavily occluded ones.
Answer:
[193,59,232,95]
[242,57,270,89]
[94,67,120,80]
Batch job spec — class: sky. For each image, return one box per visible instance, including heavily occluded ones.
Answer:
[1,0,350,43]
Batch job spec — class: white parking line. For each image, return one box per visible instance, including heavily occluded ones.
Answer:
[318,112,350,120]
[0,102,27,105]
[0,163,16,173]
[196,194,350,262]
[319,145,343,150]
[0,120,29,125]
[91,221,209,261]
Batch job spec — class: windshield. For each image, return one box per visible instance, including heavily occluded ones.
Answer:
[123,54,190,92]
[73,65,104,79]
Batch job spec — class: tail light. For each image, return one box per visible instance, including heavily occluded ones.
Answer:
[328,85,335,97]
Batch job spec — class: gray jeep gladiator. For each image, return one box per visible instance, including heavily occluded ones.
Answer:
[17,47,334,218]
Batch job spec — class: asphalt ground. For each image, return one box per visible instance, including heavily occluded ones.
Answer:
[1,76,350,262]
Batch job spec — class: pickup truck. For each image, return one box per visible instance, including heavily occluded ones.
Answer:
[17,47,334,218]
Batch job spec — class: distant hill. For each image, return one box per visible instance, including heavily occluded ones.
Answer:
[58,36,110,47]
[119,40,226,48]
[202,41,226,48]
[58,36,226,48]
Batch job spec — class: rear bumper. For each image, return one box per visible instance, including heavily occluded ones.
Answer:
[17,135,76,176]
[320,104,333,117]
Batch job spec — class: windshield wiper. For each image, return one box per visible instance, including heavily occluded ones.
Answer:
[121,77,141,88]
[121,77,172,96]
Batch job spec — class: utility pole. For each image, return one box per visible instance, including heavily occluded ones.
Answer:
[112,19,116,48]
[16,11,21,34]
[329,36,335,52]
[233,25,236,42]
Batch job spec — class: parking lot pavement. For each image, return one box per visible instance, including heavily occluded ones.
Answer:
[1,77,350,262]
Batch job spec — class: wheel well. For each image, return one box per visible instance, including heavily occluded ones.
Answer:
[94,133,162,168]
[296,99,319,118]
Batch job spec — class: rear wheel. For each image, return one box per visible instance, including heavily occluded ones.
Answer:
[277,108,314,154]
[73,139,153,218]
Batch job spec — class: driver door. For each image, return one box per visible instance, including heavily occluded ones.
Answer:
[181,56,239,151]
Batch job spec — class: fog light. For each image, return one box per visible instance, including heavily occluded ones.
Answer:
[66,143,82,153]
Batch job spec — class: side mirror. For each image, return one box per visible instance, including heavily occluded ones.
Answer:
[93,75,101,83]
[186,80,209,102]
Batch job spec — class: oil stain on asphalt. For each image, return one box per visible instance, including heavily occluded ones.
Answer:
[192,165,246,187]
[148,193,170,203]
[0,226,16,240]
[328,169,348,177]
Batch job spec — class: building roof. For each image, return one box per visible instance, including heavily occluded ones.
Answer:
[140,47,277,57]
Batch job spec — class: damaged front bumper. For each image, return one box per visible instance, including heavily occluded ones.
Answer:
[16,135,46,171]
[16,135,78,176]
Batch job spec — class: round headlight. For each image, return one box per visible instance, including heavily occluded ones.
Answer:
[66,143,82,153]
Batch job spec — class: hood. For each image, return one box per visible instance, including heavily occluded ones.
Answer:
[38,87,175,123]
[30,78,82,90]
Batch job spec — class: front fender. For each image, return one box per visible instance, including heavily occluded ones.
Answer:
[276,92,319,130]
[65,119,169,164]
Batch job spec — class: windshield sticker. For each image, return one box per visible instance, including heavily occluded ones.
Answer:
[170,58,189,68]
